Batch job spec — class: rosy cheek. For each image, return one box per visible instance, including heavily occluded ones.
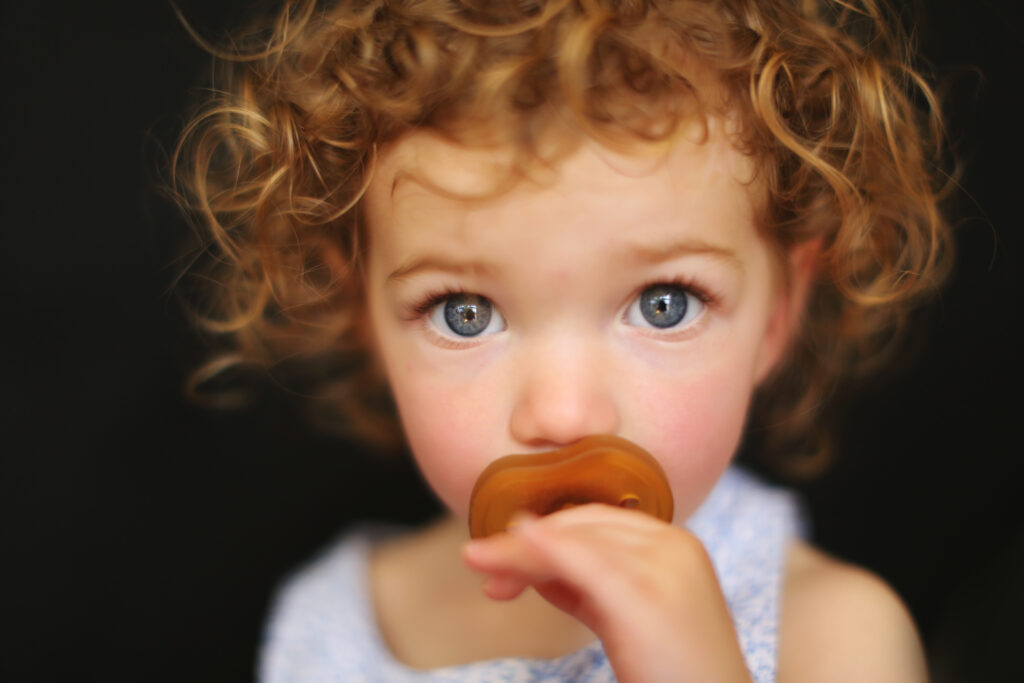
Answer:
[391,378,499,519]
[636,369,753,519]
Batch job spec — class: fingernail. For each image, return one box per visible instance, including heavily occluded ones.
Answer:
[507,510,538,533]
[463,539,485,558]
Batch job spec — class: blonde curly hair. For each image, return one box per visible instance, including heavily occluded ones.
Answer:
[171,0,952,476]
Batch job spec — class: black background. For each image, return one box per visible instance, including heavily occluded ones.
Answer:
[2,1,1021,681]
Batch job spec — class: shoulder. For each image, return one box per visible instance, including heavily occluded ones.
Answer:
[260,528,385,682]
[778,540,927,683]
[263,527,383,641]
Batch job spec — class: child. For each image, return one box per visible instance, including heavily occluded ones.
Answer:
[173,0,951,680]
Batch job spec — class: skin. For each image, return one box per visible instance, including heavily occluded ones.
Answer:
[363,127,927,682]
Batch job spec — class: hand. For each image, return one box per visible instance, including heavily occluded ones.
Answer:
[462,504,753,683]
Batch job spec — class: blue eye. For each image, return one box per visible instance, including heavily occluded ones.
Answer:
[429,293,506,337]
[627,284,703,330]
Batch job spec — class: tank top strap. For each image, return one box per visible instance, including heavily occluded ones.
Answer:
[687,467,808,682]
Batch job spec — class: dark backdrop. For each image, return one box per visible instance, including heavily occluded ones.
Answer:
[2,1,1020,681]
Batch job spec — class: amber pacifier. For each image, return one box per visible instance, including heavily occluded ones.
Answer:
[468,434,674,538]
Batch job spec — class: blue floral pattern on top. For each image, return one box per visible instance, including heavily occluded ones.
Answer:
[260,466,805,682]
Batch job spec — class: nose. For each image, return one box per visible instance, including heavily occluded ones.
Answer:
[508,337,620,448]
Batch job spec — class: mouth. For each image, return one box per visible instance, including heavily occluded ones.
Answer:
[467,434,674,538]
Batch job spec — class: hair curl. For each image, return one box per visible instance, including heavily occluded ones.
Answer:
[171,0,953,476]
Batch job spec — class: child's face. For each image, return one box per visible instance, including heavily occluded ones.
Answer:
[364,126,797,526]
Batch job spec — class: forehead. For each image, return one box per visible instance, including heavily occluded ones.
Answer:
[363,123,763,258]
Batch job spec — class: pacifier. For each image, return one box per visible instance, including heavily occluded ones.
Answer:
[468,434,674,538]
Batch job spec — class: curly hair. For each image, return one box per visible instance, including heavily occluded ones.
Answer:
[171,0,952,475]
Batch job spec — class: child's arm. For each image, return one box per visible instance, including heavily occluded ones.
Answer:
[463,506,927,682]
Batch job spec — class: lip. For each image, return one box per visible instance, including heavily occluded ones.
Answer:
[467,434,674,538]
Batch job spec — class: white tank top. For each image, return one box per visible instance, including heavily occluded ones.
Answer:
[260,466,805,682]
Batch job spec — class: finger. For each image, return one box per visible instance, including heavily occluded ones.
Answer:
[462,514,628,590]
[480,573,530,601]
[524,506,668,557]
[525,518,722,630]
[462,518,556,577]
[540,502,673,533]
[463,520,581,600]
[509,523,644,631]
[466,505,669,561]
[465,508,667,586]
[514,517,679,605]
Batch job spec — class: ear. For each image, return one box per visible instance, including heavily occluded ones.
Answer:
[754,238,822,385]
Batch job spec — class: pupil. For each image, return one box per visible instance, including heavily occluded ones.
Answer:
[444,294,492,336]
[640,285,687,328]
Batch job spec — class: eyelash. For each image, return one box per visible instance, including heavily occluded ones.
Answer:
[406,286,472,322]
[632,276,716,311]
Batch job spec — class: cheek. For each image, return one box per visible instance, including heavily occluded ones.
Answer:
[387,366,503,520]
[628,365,754,521]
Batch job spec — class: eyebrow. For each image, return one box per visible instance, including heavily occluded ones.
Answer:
[625,238,744,274]
[386,255,495,284]
[386,238,742,284]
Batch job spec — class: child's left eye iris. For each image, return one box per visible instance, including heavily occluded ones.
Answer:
[442,294,493,336]
[638,284,689,328]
